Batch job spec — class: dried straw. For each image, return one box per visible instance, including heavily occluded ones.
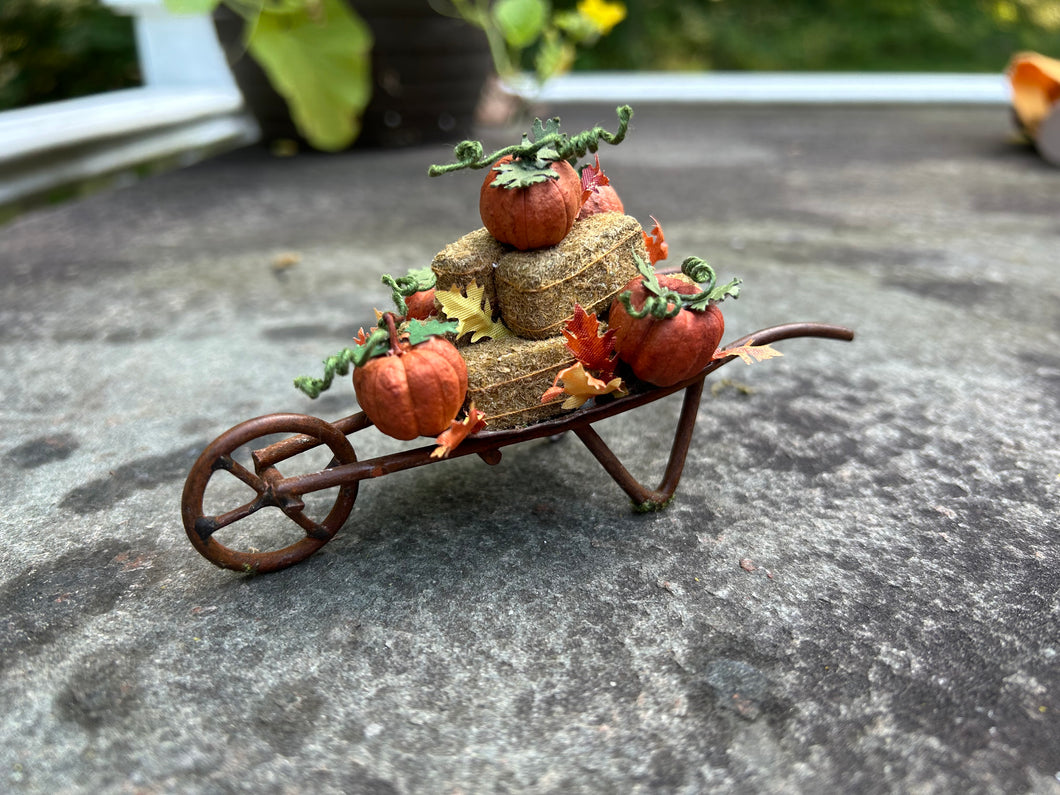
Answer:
[494,212,647,339]
[431,227,506,314]
[461,336,576,429]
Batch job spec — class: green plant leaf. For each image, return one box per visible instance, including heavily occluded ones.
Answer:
[534,30,576,83]
[552,9,597,42]
[163,0,220,14]
[406,318,459,346]
[246,0,373,151]
[492,0,549,48]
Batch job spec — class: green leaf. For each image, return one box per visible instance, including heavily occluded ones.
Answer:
[406,318,459,346]
[492,0,550,48]
[552,9,597,42]
[163,0,220,14]
[534,30,576,83]
[246,0,373,151]
[489,157,558,189]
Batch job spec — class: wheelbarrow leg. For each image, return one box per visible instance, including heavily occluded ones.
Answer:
[574,377,705,511]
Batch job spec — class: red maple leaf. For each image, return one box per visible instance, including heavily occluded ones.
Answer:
[431,403,487,458]
[562,304,617,381]
[580,154,611,205]
[642,216,668,265]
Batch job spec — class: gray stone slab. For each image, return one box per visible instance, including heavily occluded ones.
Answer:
[1,104,1058,794]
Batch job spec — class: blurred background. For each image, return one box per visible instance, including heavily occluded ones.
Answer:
[2,0,1058,112]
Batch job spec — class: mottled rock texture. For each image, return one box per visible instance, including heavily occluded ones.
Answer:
[0,104,1057,794]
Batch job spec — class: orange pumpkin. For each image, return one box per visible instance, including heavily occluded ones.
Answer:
[353,336,468,440]
[479,155,582,250]
[609,257,740,388]
[609,276,725,388]
[404,289,437,321]
[577,184,624,220]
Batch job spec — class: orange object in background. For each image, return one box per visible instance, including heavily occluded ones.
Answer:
[1007,52,1060,136]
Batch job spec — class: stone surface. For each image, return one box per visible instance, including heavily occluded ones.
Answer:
[0,104,1058,794]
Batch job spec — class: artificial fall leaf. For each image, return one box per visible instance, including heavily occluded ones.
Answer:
[642,216,668,265]
[435,281,513,343]
[353,327,370,346]
[431,403,487,459]
[562,304,618,381]
[541,362,627,409]
[580,154,611,205]
[713,340,784,365]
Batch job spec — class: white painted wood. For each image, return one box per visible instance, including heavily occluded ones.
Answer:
[0,0,256,207]
[0,87,245,164]
[531,72,1010,105]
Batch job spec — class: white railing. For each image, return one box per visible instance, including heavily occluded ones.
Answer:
[0,0,258,208]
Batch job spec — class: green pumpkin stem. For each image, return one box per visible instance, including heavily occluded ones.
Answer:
[427,105,633,189]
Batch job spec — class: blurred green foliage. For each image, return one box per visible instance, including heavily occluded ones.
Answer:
[566,0,1060,72]
[0,0,140,111]
[2,0,1059,113]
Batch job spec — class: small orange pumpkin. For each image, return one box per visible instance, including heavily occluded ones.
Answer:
[353,334,468,440]
[577,185,624,220]
[404,289,437,321]
[609,257,740,388]
[479,155,582,250]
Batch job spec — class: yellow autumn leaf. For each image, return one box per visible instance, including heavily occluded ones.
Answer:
[435,281,513,343]
[543,362,627,409]
[713,341,784,365]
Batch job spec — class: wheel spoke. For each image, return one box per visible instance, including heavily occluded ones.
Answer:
[281,502,331,541]
[215,454,266,493]
[194,495,269,540]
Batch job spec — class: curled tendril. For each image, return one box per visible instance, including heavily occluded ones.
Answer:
[293,347,359,399]
[427,105,633,177]
[381,268,437,316]
[616,249,741,320]
[616,287,683,320]
[679,257,717,294]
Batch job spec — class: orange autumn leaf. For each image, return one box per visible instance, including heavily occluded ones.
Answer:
[642,216,668,265]
[1007,51,1060,136]
[713,341,784,365]
[541,362,627,410]
[354,327,370,345]
[431,403,487,458]
[562,304,618,381]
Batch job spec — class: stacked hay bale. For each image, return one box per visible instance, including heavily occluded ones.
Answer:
[430,212,649,429]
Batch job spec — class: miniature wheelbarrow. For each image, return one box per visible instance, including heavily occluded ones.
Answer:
[181,321,853,574]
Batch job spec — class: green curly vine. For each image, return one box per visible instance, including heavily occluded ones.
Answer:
[427,105,633,189]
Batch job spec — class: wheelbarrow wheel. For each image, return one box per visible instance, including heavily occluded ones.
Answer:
[181,414,359,573]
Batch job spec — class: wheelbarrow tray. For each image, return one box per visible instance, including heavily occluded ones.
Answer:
[182,322,853,574]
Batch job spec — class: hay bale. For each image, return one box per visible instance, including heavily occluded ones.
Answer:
[431,227,506,313]
[494,212,647,339]
[461,336,576,430]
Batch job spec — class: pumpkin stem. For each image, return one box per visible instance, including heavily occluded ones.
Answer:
[383,312,403,356]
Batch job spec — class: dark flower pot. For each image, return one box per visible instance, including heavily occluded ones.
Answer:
[214,1,492,149]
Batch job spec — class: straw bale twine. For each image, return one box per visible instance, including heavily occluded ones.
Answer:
[494,212,646,339]
[461,336,576,429]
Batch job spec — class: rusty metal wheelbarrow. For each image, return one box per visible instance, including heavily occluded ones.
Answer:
[181,322,853,574]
